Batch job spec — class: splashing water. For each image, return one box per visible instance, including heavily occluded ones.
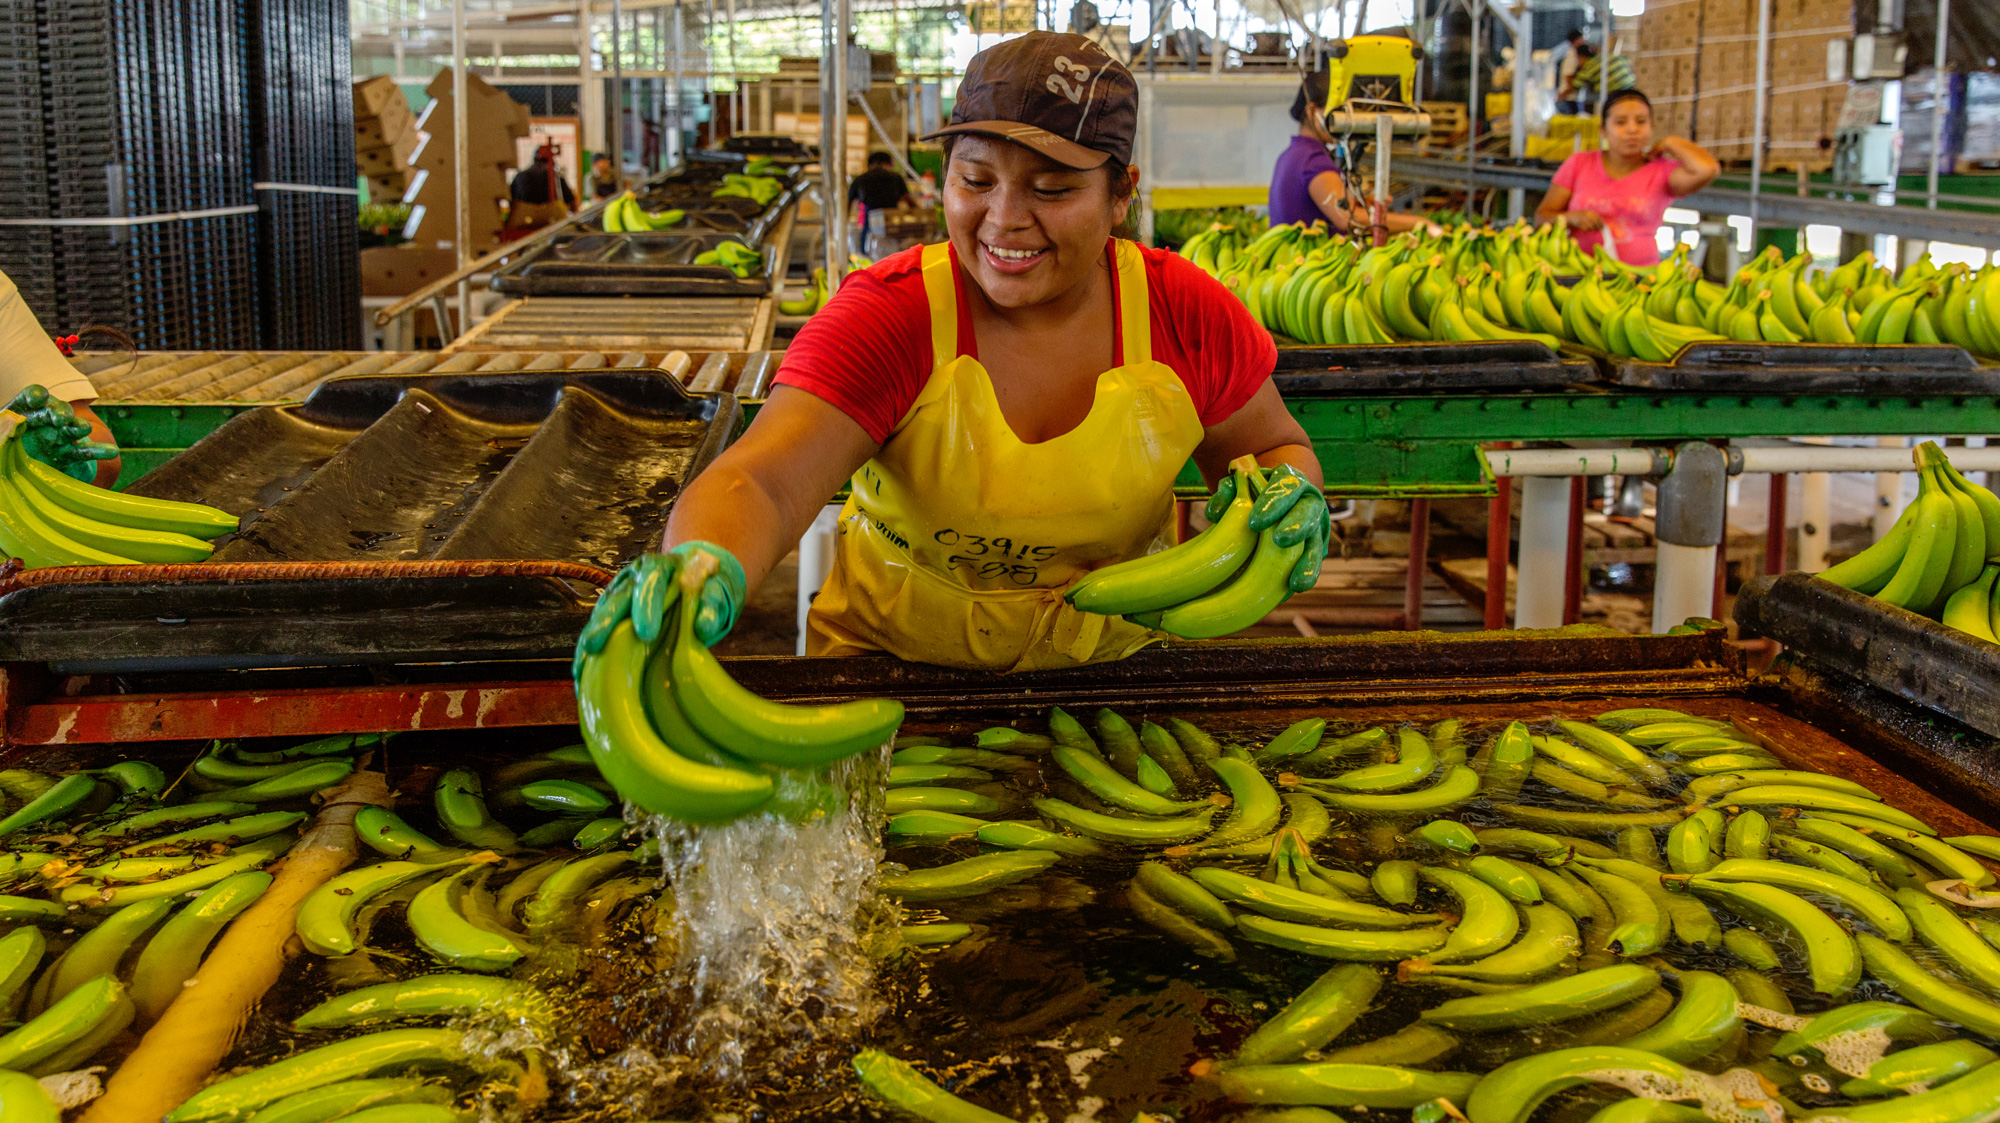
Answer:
[627,746,897,1083]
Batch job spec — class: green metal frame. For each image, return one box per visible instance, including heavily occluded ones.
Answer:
[101,389,2000,500]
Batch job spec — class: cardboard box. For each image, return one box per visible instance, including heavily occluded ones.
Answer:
[354,76,410,121]
[364,171,408,204]
[355,108,415,152]
[1702,0,1747,37]
[356,130,418,178]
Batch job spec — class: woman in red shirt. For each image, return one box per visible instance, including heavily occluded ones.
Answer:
[580,32,1326,672]
[1536,89,1719,266]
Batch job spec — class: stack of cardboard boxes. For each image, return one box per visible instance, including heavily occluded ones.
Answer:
[354,77,419,204]
[404,70,532,253]
[1634,0,1854,171]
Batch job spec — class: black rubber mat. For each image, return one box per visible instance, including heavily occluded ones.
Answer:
[1583,342,2000,393]
[1271,339,1596,392]
[142,370,735,567]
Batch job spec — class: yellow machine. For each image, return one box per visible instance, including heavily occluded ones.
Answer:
[1317,35,1431,136]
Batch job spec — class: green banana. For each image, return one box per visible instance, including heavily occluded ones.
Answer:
[432,770,516,851]
[1235,915,1451,961]
[81,800,256,840]
[1839,1039,1997,1098]
[1031,797,1215,843]
[236,1080,451,1123]
[407,865,530,972]
[1772,997,1953,1060]
[880,852,1060,902]
[1419,964,1660,1031]
[65,832,292,907]
[205,760,353,804]
[294,975,546,1031]
[0,974,130,1073]
[1203,757,1281,847]
[1687,878,1860,995]
[1723,927,1781,970]
[1210,1064,1479,1109]
[1134,862,1233,929]
[129,870,272,1023]
[522,850,632,941]
[1094,709,1144,776]
[671,571,903,766]
[115,810,306,855]
[851,1049,1018,1123]
[1152,525,1304,638]
[885,810,985,840]
[1231,963,1382,1067]
[1128,880,1236,960]
[0,773,97,837]
[1564,862,1664,956]
[1613,970,1739,1062]
[351,807,456,861]
[1723,809,1770,859]
[1050,747,1207,816]
[295,857,462,957]
[165,1029,504,1123]
[1463,1046,1695,1123]
[1668,857,1908,940]
[43,897,173,1009]
[1402,901,1579,985]
[1554,721,1670,786]
[1899,886,2000,991]
[883,787,999,815]
[1419,866,1520,964]
[974,821,1101,856]
[1190,867,1436,928]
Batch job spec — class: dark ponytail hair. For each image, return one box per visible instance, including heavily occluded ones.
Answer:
[1602,88,1652,122]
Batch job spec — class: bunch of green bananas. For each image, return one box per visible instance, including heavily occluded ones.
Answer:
[1546,256,1730,361]
[1059,460,1307,637]
[1170,210,1268,273]
[779,255,872,316]
[1820,442,2000,638]
[694,239,765,278]
[882,701,2000,1122]
[0,434,235,567]
[599,193,684,233]
[575,552,903,826]
[711,173,784,206]
[744,156,781,177]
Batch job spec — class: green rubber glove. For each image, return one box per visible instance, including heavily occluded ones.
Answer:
[1250,465,1332,595]
[6,386,118,483]
[1202,472,1239,524]
[572,552,680,680]
[669,540,747,647]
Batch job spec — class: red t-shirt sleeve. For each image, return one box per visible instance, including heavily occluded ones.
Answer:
[771,246,933,444]
[1141,245,1276,426]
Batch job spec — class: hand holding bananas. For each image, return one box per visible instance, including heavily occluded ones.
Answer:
[1821,441,2000,643]
[0,418,233,568]
[573,545,902,824]
[1065,457,1326,638]
[6,386,117,483]
[574,543,745,676]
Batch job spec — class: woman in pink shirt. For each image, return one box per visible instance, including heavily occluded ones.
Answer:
[1535,89,1719,266]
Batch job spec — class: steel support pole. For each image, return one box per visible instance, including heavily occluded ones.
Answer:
[1928,0,1950,209]
[1653,442,1726,634]
[1509,3,1529,220]
[1465,0,1480,215]
[1404,498,1431,630]
[1515,475,1569,628]
[821,0,850,294]
[1373,112,1391,247]
[1562,476,1584,625]
[452,0,471,339]
[672,1,685,166]
[611,0,625,183]
[1747,0,1771,238]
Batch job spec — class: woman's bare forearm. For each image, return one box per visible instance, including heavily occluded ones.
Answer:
[663,460,820,596]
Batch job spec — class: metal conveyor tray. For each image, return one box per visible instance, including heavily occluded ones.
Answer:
[1271,339,1596,392]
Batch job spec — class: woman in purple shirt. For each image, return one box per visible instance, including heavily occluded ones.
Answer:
[1535,89,1719,266]
[1269,68,1437,235]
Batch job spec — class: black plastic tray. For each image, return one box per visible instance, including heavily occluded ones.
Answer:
[1270,339,1597,392]
[489,230,780,297]
[133,369,736,568]
[1736,573,2000,741]
[1583,341,2000,393]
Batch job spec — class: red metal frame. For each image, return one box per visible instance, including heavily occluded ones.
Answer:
[2,666,579,749]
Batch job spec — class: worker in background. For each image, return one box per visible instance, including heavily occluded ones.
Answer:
[577,32,1327,672]
[1551,28,1589,114]
[506,145,576,234]
[1536,89,1718,267]
[1269,66,1439,235]
[585,154,620,201]
[848,151,914,257]
[0,269,120,488]
[1562,41,1635,115]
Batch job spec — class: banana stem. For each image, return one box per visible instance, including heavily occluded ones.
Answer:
[679,549,719,593]
[81,769,395,1123]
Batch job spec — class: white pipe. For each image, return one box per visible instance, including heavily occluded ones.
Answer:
[1486,444,2000,478]
[1653,542,1716,633]
[1799,470,1829,571]
[1738,446,2000,474]
[822,0,849,294]
[1514,475,1570,628]
[795,506,843,655]
[1747,0,1771,237]
[1465,0,1480,214]
[1486,447,1665,477]
[1928,0,1950,209]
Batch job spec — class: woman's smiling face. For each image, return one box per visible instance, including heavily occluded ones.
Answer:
[943,134,1137,310]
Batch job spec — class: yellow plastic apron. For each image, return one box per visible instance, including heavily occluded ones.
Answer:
[804,239,1207,672]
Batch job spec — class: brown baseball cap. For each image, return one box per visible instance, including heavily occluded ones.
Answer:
[923,31,1137,170]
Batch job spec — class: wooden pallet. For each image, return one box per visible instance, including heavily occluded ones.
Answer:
[1240,557,1484,639]
[1512,511,1764,569]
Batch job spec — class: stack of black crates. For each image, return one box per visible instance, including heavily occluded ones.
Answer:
[0,0,359,353]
